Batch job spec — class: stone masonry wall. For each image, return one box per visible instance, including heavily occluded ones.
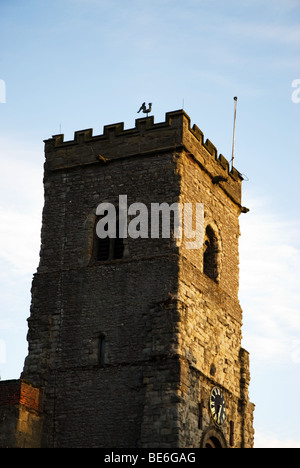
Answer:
[175,137,254,447]
[22,121,185,446]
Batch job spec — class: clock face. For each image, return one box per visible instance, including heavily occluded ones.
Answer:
[210,387,226,426]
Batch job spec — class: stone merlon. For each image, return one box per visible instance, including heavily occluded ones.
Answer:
[43,110,246,209]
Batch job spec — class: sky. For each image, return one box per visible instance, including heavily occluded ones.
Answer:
[0,0,299,448]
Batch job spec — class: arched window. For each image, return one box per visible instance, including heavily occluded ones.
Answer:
[112,217,125,259]
[200,428,227,448]
[95,208,125,261]
[205,436,223,448]
[203,225,219,282]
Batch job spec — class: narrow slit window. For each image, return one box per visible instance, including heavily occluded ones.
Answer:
[198,402,203,430]
[230,421,235,447]
[98,333,105,367]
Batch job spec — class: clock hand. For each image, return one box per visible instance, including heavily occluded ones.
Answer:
[216,405,220,423]
[217,405,224,424]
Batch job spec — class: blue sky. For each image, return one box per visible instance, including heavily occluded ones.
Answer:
[0,0,299,448]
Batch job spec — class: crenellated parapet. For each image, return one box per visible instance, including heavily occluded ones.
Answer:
[44,110,245,208]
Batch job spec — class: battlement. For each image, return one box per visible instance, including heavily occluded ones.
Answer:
[45,110,240,173]
[44,110,244,207]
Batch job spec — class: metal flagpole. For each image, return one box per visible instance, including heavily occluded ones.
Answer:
[231,96,238,170]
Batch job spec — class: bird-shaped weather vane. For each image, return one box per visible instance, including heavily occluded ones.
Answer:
[137,102,152,117]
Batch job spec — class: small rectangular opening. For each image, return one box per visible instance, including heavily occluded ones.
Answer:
[98,333,105,367]
[230,420,234,447]
[198,402,203,430]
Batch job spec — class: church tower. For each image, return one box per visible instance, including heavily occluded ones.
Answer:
[19,110,254,448]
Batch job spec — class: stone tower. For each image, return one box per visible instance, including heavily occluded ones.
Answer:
[16,110,253,447]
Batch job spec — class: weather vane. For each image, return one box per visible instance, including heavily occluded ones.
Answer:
[137,102,152,117]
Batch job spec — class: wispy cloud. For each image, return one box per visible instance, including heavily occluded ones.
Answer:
[0,138,43,274]
[239,192,300,364]
[0,138,43,209]
[254,429,300,448]
[221,21,300,47]
[0,207,41,274]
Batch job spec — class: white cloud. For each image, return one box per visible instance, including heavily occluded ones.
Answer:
[0,207,41,274]
[239,193,300,364]
[254,430,300,448]
[0,137,43,210]
[0,138,43,274]
[222,21,300,47]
